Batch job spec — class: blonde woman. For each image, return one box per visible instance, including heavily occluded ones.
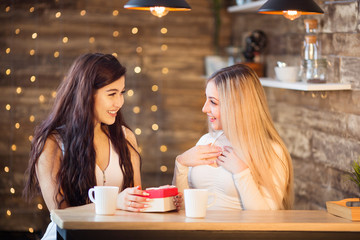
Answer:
[173,64,293,210]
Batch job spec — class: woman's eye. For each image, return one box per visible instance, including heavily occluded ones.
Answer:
[210,100,217,105]
[121,90,126,94]
[108,93,116,96]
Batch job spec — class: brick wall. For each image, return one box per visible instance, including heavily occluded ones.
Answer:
[230,0,360,209]
[0,0,231,234]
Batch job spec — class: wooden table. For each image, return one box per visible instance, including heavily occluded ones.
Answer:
[51,204,360,240]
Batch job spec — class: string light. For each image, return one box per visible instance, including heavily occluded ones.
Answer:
[133,106,140,114]
[6,210,11,216]
[16,87,22,94]
[151,105,158,112]
[29,7,35,13]
[29,136,33,142]
[29,228,34,233]
[113,31,119,37]
[32,33,37,39]
[161,44,168,51]
[30,76,36,82]
[112,10,119,16]
[54,51,60,58]
[39,95,45,103]
[112,53,118,57]
[131,27,138,34]
[10,188,15,194]
[62,37,68,43]
[160,165,168,172]
[152,124,159,131]
[15,28,20,35]
[5,104,11,111]
[160,145,167,152]
[6,69,11,75]
[127,89,134,97]
[134,66,141,73]
[6,48,11,54]
[135,128,142,135]
[5,6,10,12]
[80,10,86,16]
[162,67,169,74]
[11,144,16,151]
[29,49,35,56]
[136,47,142,53]
[89,37,95,44]
[29,115,35,122]
[55,12,61,18]
[52,91,57,98]
[15,123,20,129]
[37,204,43,210]
[4,166,9,173]
[151,85,159,92]
[160,28,167,34]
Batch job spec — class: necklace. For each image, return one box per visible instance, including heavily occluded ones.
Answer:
[102,169,106,185]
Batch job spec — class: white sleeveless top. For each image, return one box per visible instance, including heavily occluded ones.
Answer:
[95,140,124,187]
[43,137,124,240]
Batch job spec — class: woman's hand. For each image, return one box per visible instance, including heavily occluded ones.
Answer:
[173,192,183,211]
[216,146,248,174]
[117,186,151,212]
[176,144,222,167]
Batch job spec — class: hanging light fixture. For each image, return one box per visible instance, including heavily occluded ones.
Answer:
[258,0,324,21]
[124,0,191,18]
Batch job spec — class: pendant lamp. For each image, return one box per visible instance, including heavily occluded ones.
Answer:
[124,0,191,18]
[258,0,324,21]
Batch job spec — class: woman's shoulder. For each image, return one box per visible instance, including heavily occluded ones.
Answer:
[122,126,137,147]
[37,134,62,166]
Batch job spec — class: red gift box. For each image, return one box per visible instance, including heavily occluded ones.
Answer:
[145,186,178,198]
[141,186,178,212]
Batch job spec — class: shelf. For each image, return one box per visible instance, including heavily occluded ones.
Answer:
[260,78,352,91]
[227,0,266,13]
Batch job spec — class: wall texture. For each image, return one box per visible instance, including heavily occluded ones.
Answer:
[0,0,231,236]
[230,0,360,210]
[1,0,360,238]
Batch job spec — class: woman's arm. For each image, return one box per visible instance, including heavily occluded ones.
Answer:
[172,134,222,193]
[233,146,287,210]
[35,136,67,211]
[116,128,150,212]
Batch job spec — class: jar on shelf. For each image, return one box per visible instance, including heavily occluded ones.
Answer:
[301,59,327,83]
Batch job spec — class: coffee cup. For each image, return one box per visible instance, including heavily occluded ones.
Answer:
[184,189,216,218]
[88,186,119,215]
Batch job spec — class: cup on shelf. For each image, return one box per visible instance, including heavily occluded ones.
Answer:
[274,66,300,83]
[88,186,119,215]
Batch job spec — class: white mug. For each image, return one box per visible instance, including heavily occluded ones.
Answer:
[88,186,119,215]
[184,189,216,218]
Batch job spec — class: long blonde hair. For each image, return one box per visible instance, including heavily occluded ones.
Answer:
[208,64,293,209]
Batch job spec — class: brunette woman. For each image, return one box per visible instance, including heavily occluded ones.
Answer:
[24,53,149,239]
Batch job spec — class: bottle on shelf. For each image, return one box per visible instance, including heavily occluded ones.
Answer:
[301,18,327,84]
[304,18,318,34]
[303,35,318,60]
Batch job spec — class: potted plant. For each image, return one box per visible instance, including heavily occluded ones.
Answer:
[326,159,360,221]
[348,159,360,192]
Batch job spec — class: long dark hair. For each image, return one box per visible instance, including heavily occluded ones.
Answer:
[24,53,139,208]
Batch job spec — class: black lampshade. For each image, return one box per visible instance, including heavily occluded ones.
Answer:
[258,0,324,15]
[124,0,191,11]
